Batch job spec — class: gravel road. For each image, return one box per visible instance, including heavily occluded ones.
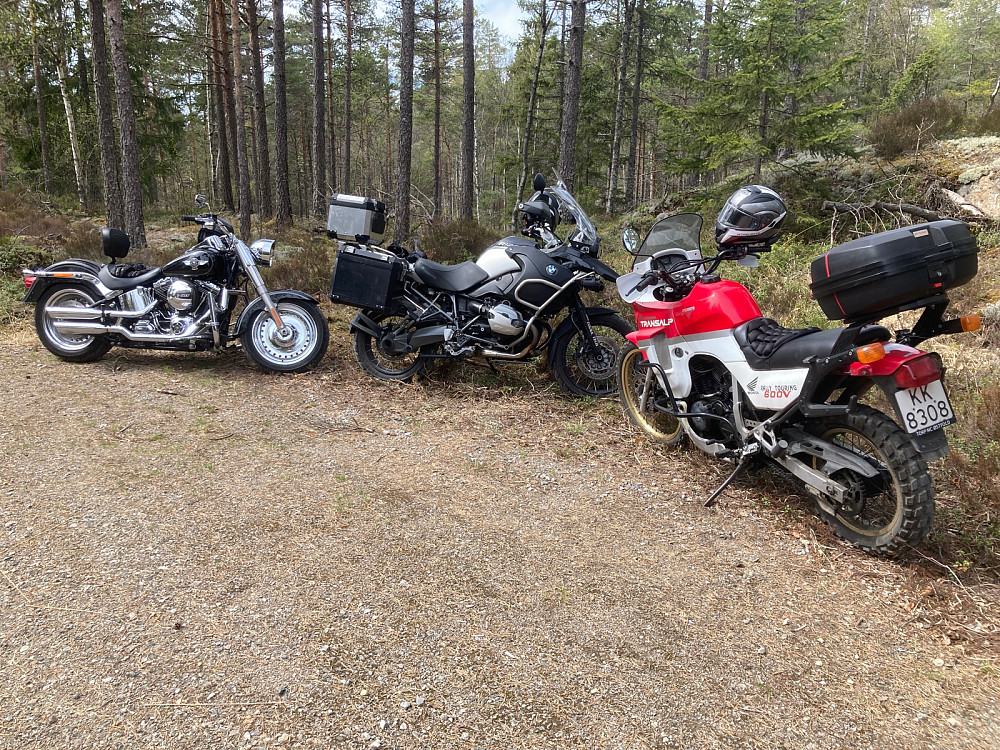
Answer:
[2,329,998,749]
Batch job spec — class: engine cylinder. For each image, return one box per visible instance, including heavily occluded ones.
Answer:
[165,279,197,311]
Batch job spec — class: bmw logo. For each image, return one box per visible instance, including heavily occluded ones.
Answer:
[545,264,558,276]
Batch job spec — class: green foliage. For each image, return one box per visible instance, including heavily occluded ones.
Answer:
[869,97,966,158]
[421,219,502,263]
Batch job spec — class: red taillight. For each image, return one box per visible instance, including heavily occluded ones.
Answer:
[24,275,35,289]
[892,354,942,389]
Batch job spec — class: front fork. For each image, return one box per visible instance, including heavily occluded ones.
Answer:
[235,241,288,333]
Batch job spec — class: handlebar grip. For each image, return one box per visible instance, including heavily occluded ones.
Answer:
[181,215,198,222]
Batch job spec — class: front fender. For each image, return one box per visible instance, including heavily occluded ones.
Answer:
[233,290,320,335]
[547,305,624,369]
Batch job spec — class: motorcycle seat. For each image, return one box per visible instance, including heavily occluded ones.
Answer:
[735,317,891,370]
[412,258,490,293]
[98,264,163,290]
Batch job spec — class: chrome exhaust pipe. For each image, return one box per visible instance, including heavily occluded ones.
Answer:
[45,300,158,320]
[52,316,209,342]
[479,327,541,360]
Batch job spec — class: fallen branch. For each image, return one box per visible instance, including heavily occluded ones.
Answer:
[821,200,941,221]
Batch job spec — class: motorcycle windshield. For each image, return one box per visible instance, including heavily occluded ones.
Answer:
[632,213,704,270]
[549,182,598,247]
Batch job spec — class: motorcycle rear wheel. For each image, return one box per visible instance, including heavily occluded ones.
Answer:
[550,312,632,398]
[35,284,112,363]
[617,342,684,445]
[807,405,934,555]
[352,310,428,382]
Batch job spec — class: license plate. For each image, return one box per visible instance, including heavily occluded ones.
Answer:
[894,380,956,435]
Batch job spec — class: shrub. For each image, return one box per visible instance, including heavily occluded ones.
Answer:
[263,240,332,296]
[420,219,502,264]
[0,235,52,273]
[970,108,1000,136]
[869,98,966,159]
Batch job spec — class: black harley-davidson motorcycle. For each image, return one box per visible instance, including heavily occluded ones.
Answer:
[326,175,633,396]
[22,195,329,373]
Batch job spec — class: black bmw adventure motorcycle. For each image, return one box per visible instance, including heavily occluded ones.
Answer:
[326,174,633,397]
[23,194,329,373]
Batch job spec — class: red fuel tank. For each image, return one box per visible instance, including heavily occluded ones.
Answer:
[631,279,761,341]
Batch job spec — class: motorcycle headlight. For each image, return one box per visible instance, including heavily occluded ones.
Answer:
[249,239,275,267]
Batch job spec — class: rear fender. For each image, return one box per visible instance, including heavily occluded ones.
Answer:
[839,344,951,459]
[23,260,108,303]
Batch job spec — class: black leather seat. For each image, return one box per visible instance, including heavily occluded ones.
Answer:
[734,317,891,370]
[98,264,163,290]
[412,258,490,293]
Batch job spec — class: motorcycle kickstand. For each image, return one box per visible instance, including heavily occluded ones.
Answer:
[704,458,750,508]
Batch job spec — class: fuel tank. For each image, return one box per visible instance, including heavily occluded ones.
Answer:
[162,247,218,278]
[632,279,761,340]
[471,236,575,309]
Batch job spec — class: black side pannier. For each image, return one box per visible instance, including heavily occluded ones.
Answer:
[810,219,977,322]
[328,246,403,310]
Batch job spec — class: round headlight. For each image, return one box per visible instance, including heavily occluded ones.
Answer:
[249,239,275,266]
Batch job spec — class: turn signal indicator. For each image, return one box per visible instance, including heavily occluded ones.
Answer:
[855,343,886,364]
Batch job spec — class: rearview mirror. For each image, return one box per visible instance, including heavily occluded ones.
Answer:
[622,226,639,254]
[194,193,207,208]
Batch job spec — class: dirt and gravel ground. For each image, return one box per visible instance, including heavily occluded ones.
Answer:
[2,323,999,749]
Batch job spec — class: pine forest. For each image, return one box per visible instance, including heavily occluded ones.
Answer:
[2,0,1000,243]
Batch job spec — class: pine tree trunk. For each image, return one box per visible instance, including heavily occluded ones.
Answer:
[395,0,416,243]
[231,0,252,240]
[105,0,147,248]
[209,0,235,210]
[698,0,712,81]
[432,0,442,219]
[459,0,475,220]
[557,0,585,191]
[515,0,552,217]
[312,0,326,218]
[216,0,240,201]
[606,0,634,213]
[343,0,353,191]
[56,54,85,207]
[30,0,52,196]
[87,0,124,229]
[247,0,272,217]
[625,0,644,209]
[272,0,292,225]
[73,0,90,110]
[325,0,338,191]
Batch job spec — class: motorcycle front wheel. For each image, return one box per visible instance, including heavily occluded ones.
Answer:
[550,312,632,398]
[806,404,934,555]
[242,301,329,373]
[617,342,684,445]
[352,310,429,382]
[35,284,112,363]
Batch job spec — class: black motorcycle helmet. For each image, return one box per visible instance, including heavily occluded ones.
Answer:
[715,185,787,246]
[519,173,560,232]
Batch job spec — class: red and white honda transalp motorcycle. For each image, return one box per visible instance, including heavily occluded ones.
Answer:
[616,186,980,554]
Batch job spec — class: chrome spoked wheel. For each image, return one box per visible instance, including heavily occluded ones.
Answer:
[35,284,112,362]
[242,301,329,373]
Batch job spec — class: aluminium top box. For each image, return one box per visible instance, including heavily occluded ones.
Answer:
[327,193,387,245]
[809,219,978,322]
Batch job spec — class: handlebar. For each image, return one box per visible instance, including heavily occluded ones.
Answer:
[181,215,198,222]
